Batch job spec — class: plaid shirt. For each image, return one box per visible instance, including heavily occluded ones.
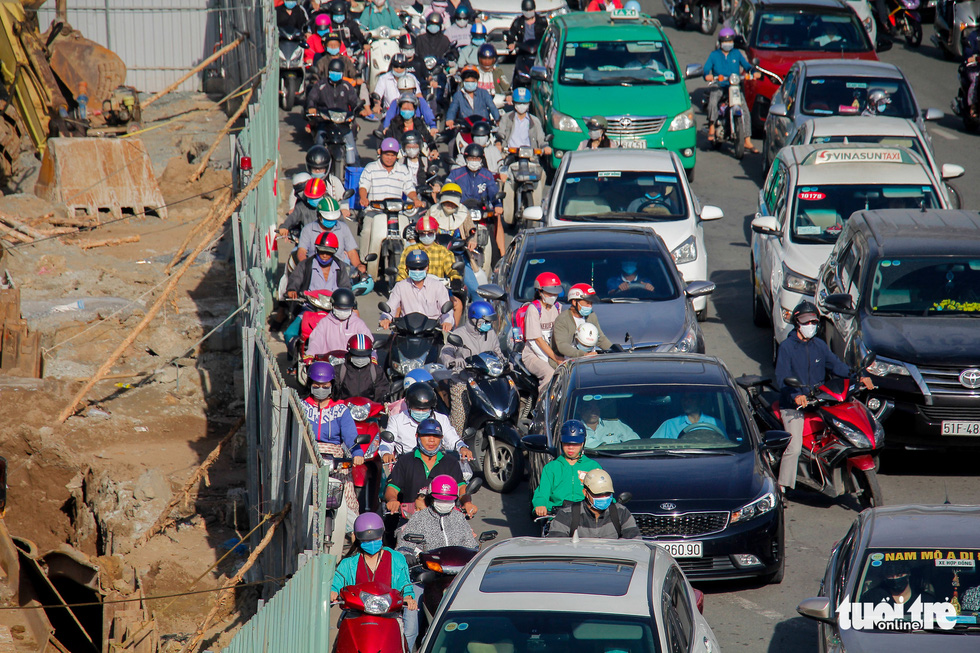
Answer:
[396,243,462,281]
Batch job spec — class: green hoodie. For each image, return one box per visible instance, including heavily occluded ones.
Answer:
[532,455,602,511]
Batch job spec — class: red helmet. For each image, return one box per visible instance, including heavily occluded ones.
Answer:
[415,215,439,233]
[429,474,459,501]
[534,272,562,294]
[567,283,597,302]
[315,231,340,253]
[347,333,373,356]
[304,177,328,200]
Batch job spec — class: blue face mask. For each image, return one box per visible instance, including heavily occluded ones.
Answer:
[408,269,427,282]
[472,37,486,46]
[328,71,343,83]
[400,109,415,120]
[591,495,613,511]
[462,81,477,92]
[417,439,441,456]
[575,342,594,352]
[410,408,430,423]
[316,254,333,266]
[317,29,329,37]
[284,0,297,8]
[319,218,337,229]
[478,321,493,333]
[427,24,440,34]
[360,538,383,555]
[333,14,345,22]
[578,305,593,317]
[393,69,406,78]
[622,264,637,276]
[307,197,320,207]
[326,46,340,55]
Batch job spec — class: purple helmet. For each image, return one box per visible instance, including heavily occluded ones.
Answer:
[380,137,400,153]
[718,26,736,41]
[353,512,385,541]
[308,361,335,384]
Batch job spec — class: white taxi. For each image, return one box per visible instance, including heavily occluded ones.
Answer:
[750,144,950,348]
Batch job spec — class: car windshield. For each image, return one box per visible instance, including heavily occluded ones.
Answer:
[868,257,980,315]
[810,134,926,160]
[514,250,679,302]
[563,386,753,454]
[800,77,916,118]
[851,547,980,632]
[426,611,662,652]
[790,184,940,244]
[753,11,871,52]
[559,40,680,86]
[554,171,688,221]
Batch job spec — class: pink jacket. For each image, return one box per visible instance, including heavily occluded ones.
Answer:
[306,313,372,357]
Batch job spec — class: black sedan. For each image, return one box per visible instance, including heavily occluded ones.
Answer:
[798,505,980,651]
[489,226,715,352]
[523,353,791,583]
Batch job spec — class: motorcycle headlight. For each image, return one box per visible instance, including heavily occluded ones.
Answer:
[670,323,699,353]
[866,359,910,377]
[486,357,505,377]
[781,263,816,294]
[668,109,695,132]
[730,491,777,524]
[397,357,426,374]
[551,110,582,133]
[671,235,697,265]
[349,404,369,421]
[830,417,873,449]
[360,591,393,615]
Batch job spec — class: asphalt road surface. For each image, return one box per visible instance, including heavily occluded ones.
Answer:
[275,6,980,649]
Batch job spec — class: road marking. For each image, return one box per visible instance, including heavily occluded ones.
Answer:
[932,127,959,141]
[732,595,784,621]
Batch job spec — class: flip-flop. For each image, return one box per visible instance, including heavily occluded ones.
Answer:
[746,146,760,154]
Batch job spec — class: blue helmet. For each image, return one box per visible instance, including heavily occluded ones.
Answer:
[470,22,488,36]
[512,87,531,104]
[308,361,335,385]
[468,300,496,321]
[624,0,642,12]
[559,419,587,444]
[477,43,497,61]
[416,418,443,437]
[406,249,429,270]
[403,368,434,389]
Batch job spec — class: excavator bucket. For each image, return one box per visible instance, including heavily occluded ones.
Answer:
[47,33,126,107]
[34,137,167,222]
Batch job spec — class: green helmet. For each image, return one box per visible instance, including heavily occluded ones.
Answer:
[317,196,342,222]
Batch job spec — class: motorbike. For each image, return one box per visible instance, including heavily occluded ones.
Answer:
[879,0,923,47]
[736,354,888,510]
[332,580,407,653]
[423,55,454,120]
[706,72,758,159]
[347,400,391,512]
[279,26,307,111]
[953,56,980,131]
[503,146,545,227]
[309,107,360,180]
[663,0,729,34]
[933,0,979,59]
[365,26,406,90]
[360,198,421,285]
[376,303,454,387]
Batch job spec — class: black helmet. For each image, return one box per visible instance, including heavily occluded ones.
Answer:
[454,6,471,20]
[332,287,356,311]
[406,382,437,411]
[327,0,347,14]
[398,33,414,49]
[791,300,819,325]
[402,130,423,147]
[426,11,443,25]
[521,0,536,11]
[470,121,491,138]
[464,143,485,160]
[390,53,408,69]
[327,58,345,76]
[306,145,329,171]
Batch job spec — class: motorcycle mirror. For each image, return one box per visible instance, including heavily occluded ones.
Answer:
[684,63,704,79]
[451,260,466,272]
[494,190,507,201]
[860,351,877,370]
[446,333,464,347]
[380,430,395,443]
[463,426,477,439]
[476,283,506,301]
[403,533,425,544]
[440,301,453,314]
[783,377,803,388]
[373,128,385,140]
[378,301,393,313]
[521,434,551,454]
[342,188,355,200]
[617,492,632,505]
[385,267,399,277]
[355,432,372,445]
[478,530,498,543]
[418,570,436,584]
[466,477,483,494]
[363,253,378,262]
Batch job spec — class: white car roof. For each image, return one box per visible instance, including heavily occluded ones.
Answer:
[564,149,677,174]
[805,116,920,138]
[782,144,936,185]
[799,59,904,78]
[445,536,670,616]
[470,0,565,12]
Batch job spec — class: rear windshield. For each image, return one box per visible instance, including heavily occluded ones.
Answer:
[554,171,688,221]
[753,11,872,52]
[514,249,679,302]
[559,40,680,86]
[480,557,636,595]
[801,77,916,118]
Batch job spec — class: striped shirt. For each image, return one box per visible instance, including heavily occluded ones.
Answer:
[359,160,416,202]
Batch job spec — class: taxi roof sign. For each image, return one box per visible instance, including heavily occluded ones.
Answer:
[803,148,916,166]
[610,8,641,19]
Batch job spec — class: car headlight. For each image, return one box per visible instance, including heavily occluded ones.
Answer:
[670,323,699,353]
[781,263,816,294]
[730,491,777,524]
[349,404,369,421]
[360,591,392,615]
[397,357,425,374]
[551,110,582,133]
[866,359,910,377]
[668,109,695,132]
[671,235,697,265]
[829,416,873,449]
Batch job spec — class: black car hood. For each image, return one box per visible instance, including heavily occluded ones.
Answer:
[590,450,767,513]
[592,301,688,348]
[862,315,980,366]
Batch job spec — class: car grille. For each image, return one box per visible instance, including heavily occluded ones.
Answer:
[917,366,980,398]
[634,512,730,538]
[918,405,980,421]
[677,556,739,576]
[605,115,666,138]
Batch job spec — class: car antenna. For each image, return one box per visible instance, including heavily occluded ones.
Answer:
[625,332,634,353]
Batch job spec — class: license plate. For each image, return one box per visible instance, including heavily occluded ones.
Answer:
[942,421,980,436]
[656,541,703,558]
[617,139,647,149]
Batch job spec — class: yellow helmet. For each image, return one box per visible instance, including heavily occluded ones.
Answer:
[440,182,463,204]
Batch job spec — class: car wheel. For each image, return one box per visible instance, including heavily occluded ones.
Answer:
[685,167,695,183]
[482,441,525,493]
[763,530,785,584]
[751,263,770,327]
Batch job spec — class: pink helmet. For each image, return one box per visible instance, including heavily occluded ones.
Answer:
[429,474,458,501]
[315,14,331,29]
[718,26,736,41]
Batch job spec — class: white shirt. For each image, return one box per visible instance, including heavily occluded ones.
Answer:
[374,72,422,111]
[381,411,465,455]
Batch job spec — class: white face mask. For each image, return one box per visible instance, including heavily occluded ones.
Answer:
[523,10,535,18]
[455,19,467,27]
[405,146,420,158]
[540,293,557,306]
[588,129,603,140]
[419,233,436,245]
[466,159,482,172]
[799,323,818,339]
[473,135,489,146]
[433,500,456,514]
[333,308,352,321]
[720,41,734,52]
[350,355,371,368]
[514,103,529,114]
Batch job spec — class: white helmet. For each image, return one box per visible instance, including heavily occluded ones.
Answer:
[291,171,312,188]
[397,76,417,92]
[575,322,599,348]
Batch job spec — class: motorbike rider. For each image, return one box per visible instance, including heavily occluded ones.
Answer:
[396,474,477,552]
[382,75,438,131]
[397,33,429,85]
[445,7,473,46]
[396,216,464,284]
[304,14,335,67]
[506,0,548,86]
[286,232,354,299]
[305,58,361,161]
[382,383,473,461]
[651,393,721,439]
[372,54,421,115]
[532,419,602,517]
[454,120,504,174]
[306,288,373,356]
[303,362,361,458]
[476,44,511,105]
[278,177,332,237]
[399,131,438,195]
[703,27,759,153]
[607,260,654,294]
[276,0,309,30]
[447,143,505,256]
[327,0,365,51]
[358,137,420,214]
[552,283,612,359]
[497,87,550,225]
[579,398,641,448]
[458,23,489,67]
[963,30,980,121]
[577,116,618,150]
[330,513,418,648]
[521,271,564,397]
[333,334,392,402]
[445,67,501,129]
[571,323,600,356]
[585,0,623,10]
[287,172,311,212]
[301,146,350,216]
[418,12,455,61]
[383,94,439,150]
[359,0,403,32]
[380,249,455,331]
[440,300,504,433]
[297,197,363,271]
[425,183,482,298]
[775,300,874,495]
[861,88,892,117]
[310,32,358,82]
[548,469,641,539]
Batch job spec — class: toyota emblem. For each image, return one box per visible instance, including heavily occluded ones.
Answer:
[959,368,980,389]
[660,502,677,511]
[620,117,632,127]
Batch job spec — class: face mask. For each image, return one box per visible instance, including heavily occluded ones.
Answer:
[576,342,594,352]
[622,264,637,276]
[333,308,352,321]
[326,46,340,55]
[477,320,493,333]
[311,170,327,179]
[472,37,486,46]
[418,439,441,456]
[433,499,456,514]
[720,41,734,52]
[799,323,818,339]
[578,305,592,317]
[588,129,603,140]
[523,10,536,18]
[876,102,888,113]
[360,538,383,555]
[328,70,343,83]
[319,218,337,229]
[515,103,529,114]
[540,293,557,306]
[442,203,458,214]
[351,356,371,368]
[373,0,385,6]
[458,19,470,27]
[405,146,420,158]
[311,385,332,400]
[466,159,482,172]
[419,233,436,245]
[883,575,909,594]
[409,269,427,282]
[462,81,478,92]
[473,135,489,146]
[316,254,333,266]
[333,14,345,22]
[393,69,406,78]
[284,1,297,8]
[427,24,440,34]
[591,495,613,511]
[307,197,320,208]
[401,48,415,58]
[400,109,415,120]
[318,29,330,37]
[410,408,431,423]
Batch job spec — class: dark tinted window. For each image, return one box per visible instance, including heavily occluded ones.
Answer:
[555,170,688,221]
[800,76,916,118]
[753,10,872,52]
[868,257,980,315]
[479,557,636,596]
[559,40,679,86]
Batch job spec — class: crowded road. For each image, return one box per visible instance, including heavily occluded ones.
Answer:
[277,4,980,649]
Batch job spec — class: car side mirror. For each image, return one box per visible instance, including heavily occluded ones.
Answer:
[768,103,788,118]
[685,281,715,298]
[875,36,893,53]
[751,214,780,235]
[797,597,834,623]
[521,434,552,454]
[378,301,392,313]
[684,63,704,79]
[941,163,965,180]
[523,206,543,221]
[477,283,506,301]
[924,107,944,121]
[694,588,705,614]
[820,292,856,315]
[446,333,464,347]
[735,35,747,49]
[380,430,395,443]
[530,65,549,82]
[700,205,723,221]
[478,530,498,543]
[762,430,792,451]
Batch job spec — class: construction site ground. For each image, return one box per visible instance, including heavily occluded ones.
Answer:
[0,92,259,651]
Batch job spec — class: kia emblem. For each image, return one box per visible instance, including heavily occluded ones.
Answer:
[660,502,677,511]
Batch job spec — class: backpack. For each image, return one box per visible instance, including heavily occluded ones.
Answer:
[511,299,560,344]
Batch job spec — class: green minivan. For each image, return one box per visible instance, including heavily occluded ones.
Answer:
[529,10,700,175]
